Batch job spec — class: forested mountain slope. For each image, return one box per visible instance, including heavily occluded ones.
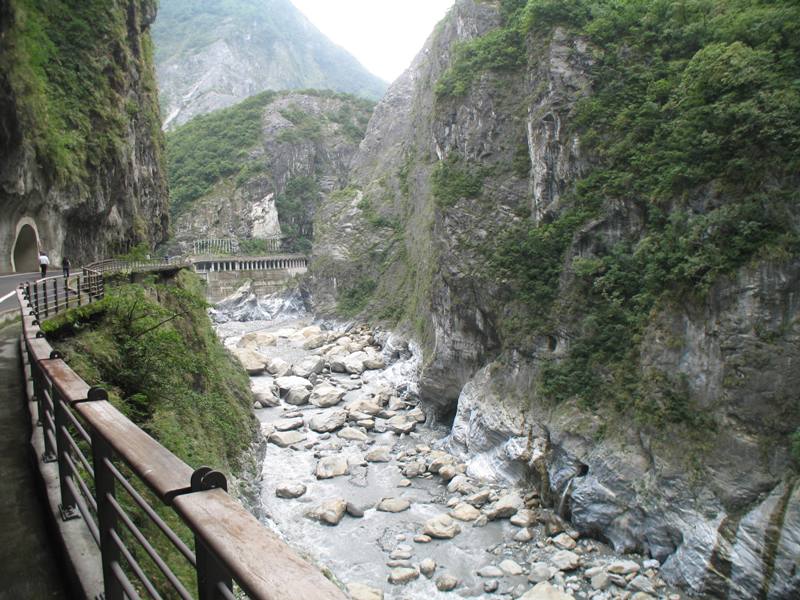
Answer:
[165,90,374,255]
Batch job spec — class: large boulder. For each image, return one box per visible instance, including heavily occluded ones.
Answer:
[307,499,347,525]
[316,455,349,479]
[387,414,416,434]
[268,431,306,448]
[520,582,575,600]
[310,383,345,408]
[292,356,325,378]
[266,357,292,377]
[308,409,348,433]
[274,376,313,396]
[285,387,311,406]
[377,497,411,513]
[423,514,461,539]
[237,331,276,349]
[344,351,368,374]
[230,348,267,375]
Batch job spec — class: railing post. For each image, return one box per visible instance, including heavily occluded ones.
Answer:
[31,354,56,462]
[52,277,58,314]
[32,282,39,317]
[92,431,124,600]
[192,468,233,600]
[196,538,233,600]
[53,379,78,519]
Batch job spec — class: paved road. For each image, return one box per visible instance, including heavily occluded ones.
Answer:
[0,272,40,313]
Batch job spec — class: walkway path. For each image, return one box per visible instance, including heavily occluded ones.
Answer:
[0,324,69,600]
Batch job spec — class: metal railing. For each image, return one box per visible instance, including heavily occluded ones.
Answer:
[16,288,345,600]
[23,259,187,321]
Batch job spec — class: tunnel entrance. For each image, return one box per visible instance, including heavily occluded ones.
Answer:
[12,224,39,273]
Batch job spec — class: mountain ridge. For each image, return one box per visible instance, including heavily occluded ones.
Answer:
[152,0,387,129]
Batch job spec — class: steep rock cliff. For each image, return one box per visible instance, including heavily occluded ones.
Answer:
[153,0,387,129]
[0,0,168,272]
[167,90,373,254]
[310,0,800,596]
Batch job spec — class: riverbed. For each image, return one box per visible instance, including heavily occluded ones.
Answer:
[215,312,679,600]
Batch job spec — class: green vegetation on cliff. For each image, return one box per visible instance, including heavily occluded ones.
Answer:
[447,0,800,424]
[43,270,256,471]
[0,0,163,186]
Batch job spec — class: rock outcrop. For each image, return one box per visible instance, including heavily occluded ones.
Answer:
[0,0,168,271]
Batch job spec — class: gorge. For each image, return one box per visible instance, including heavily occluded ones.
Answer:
[1,0,798,599]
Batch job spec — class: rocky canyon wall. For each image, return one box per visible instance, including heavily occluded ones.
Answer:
[0,0,168,272]
[310,0,800,596]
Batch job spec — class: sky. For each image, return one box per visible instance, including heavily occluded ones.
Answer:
[290,0,455,82]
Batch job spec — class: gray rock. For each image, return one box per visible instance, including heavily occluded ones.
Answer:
[511,509,538,528]
[388,567,419,585]
[344,351,368,374]
[268,430,306,447]
[308,409,348,433]
[292,356,325,378]
[483,580,499,593]
[387,414,416,434]
[628,575,656,595]
[423,514,461,539]
[528,563,554,583]
[337,427,368,442]
[346,582,383,600]
[307,499,347,525]
[365,446,392,462]
[499,559,524,576]
[377,497,411,513]
[477,566,504,578]
[274,375,312,395]
[346,502,365,518]
[486,492,523,520]
[275,482,307,499]
[310,383,345,408]
[284,387,311,405]
[266,357,292,377]
[436,574,459,591]
[230,348,266,374]
[515,528,535,542]
[590,572,609,590]
[552,533,577,550]
[450,503,481,522]
[420,558,436,578]
[315,455,349,479]
[254,391,280,408]
[607,560,640,575]
[274,417,304,431]
[550,550,580,571]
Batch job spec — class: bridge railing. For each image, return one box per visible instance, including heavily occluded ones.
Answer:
[16,292,345,599]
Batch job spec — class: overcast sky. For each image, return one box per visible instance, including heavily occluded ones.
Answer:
[290,0,455,82]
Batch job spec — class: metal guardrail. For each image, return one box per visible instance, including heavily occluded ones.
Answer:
[15,276,346,600]
[22,259,185,321]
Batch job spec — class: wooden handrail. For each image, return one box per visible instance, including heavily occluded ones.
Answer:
[15,288,346,599]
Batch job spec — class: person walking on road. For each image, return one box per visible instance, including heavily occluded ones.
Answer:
[38,252,50,279]
[62,257,71,279]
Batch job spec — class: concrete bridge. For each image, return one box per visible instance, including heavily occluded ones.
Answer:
[189,254,308,302]
[4,259,343,600]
